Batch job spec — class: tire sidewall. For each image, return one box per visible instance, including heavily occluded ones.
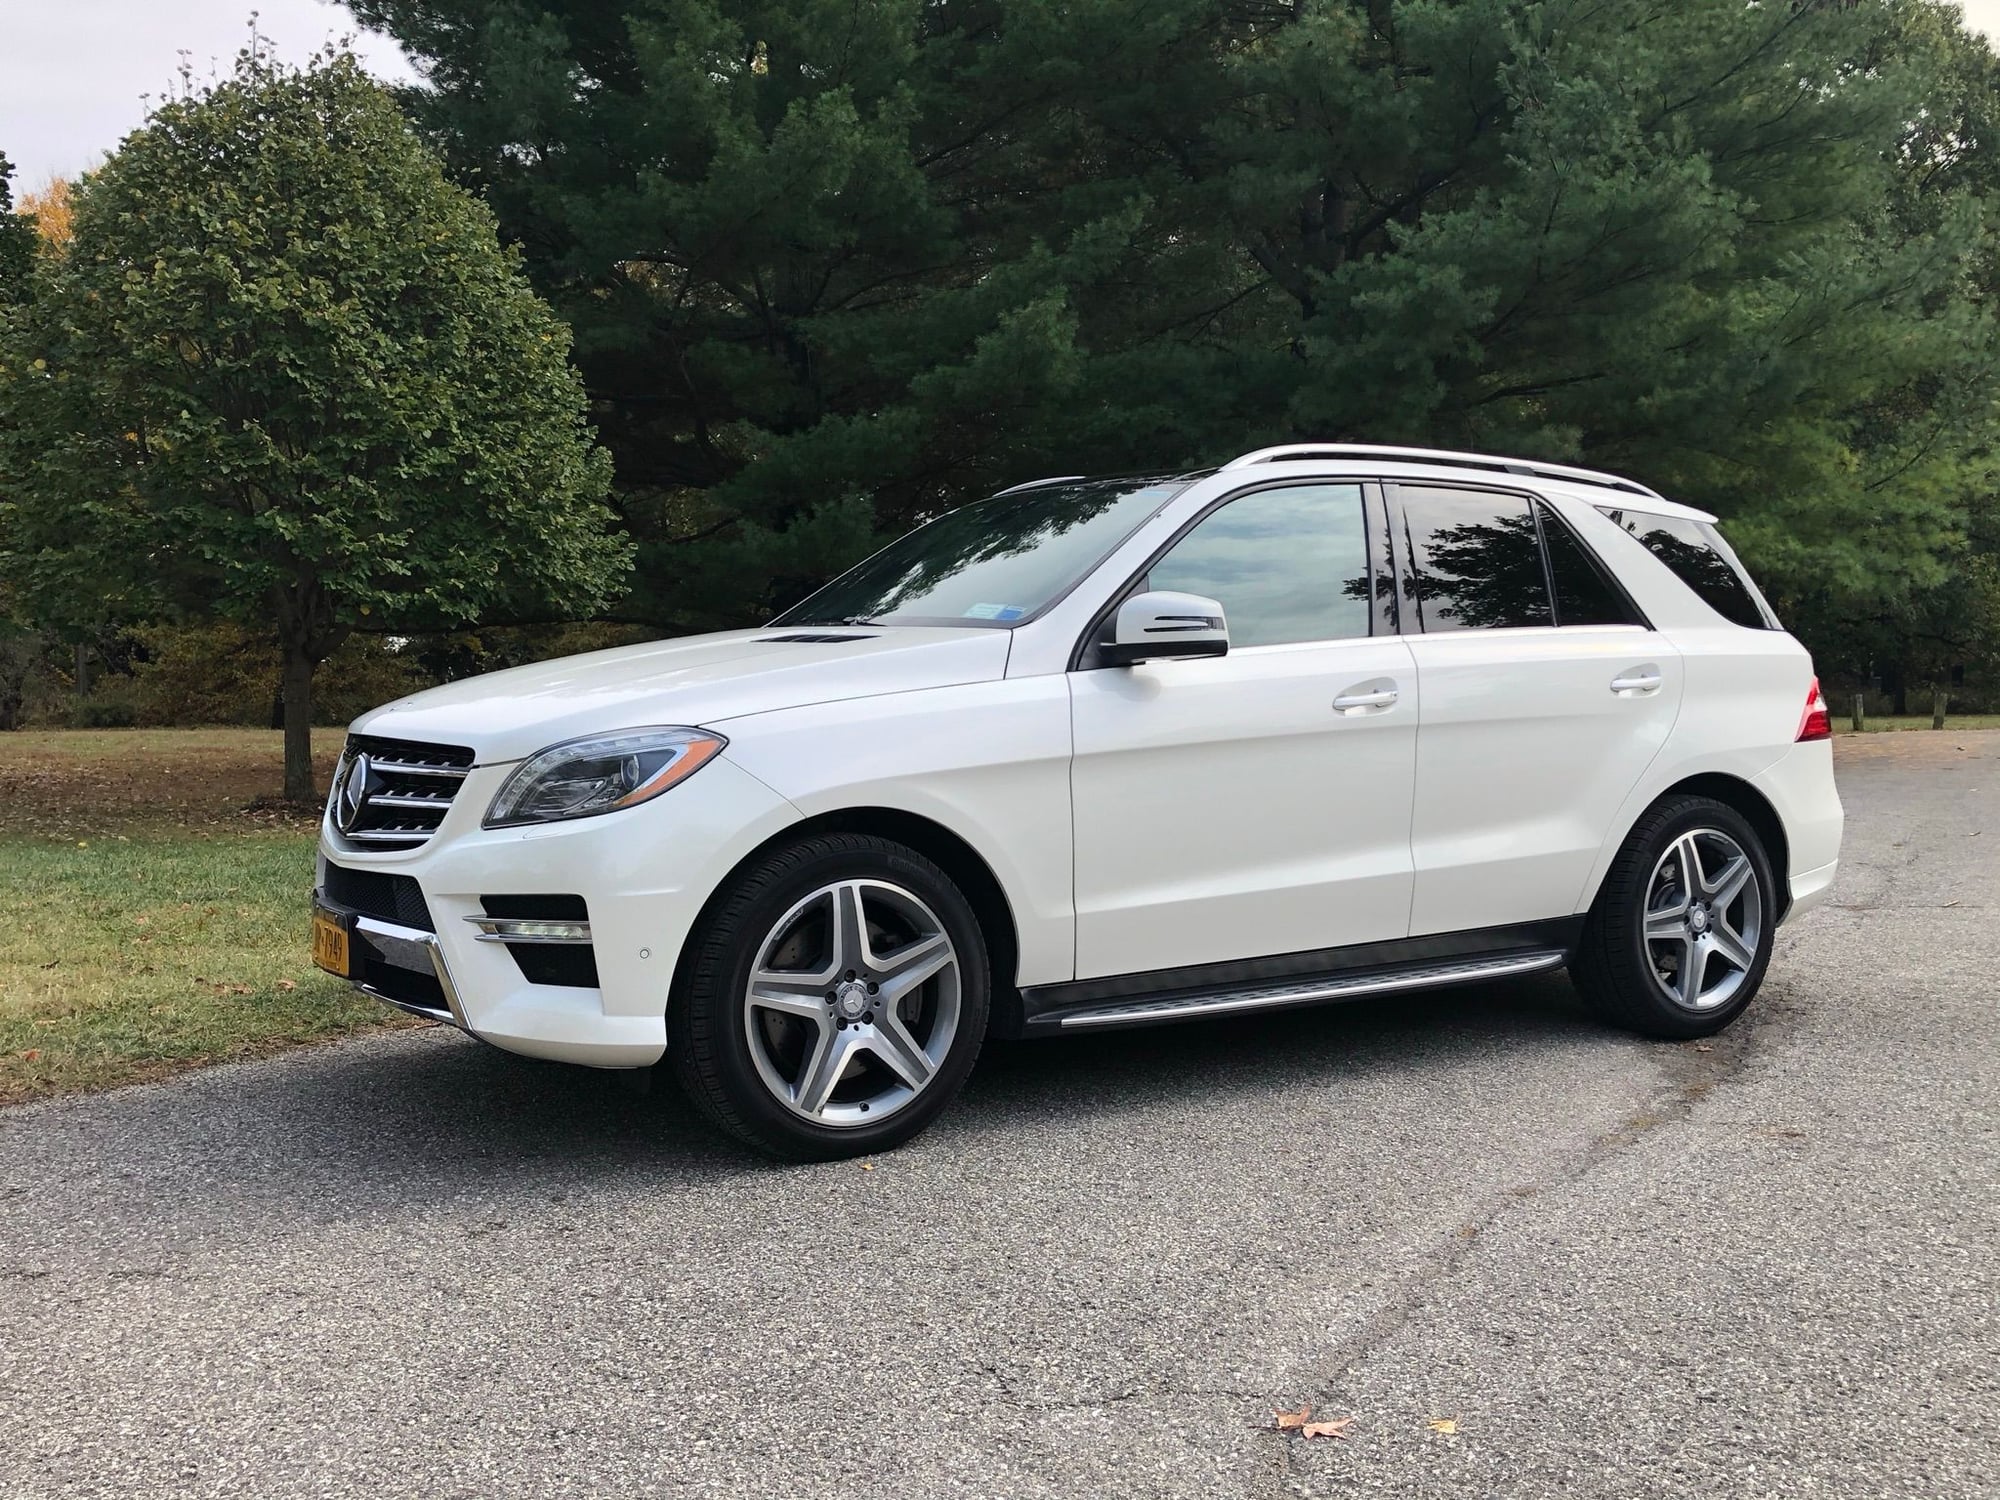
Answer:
[679,838,991,1158]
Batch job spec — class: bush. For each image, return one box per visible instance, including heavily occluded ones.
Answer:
[127,622,432,727]
[70,678,139,727]
[129,622,276,726]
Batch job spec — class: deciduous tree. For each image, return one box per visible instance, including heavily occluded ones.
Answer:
[0,50,628,797]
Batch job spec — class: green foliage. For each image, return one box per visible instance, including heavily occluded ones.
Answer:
[122,622,431,727]
[0,152,34,305]
[0,51,628,792]
[352,0,2000,651]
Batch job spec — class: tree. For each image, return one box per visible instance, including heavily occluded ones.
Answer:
[0,153,33,304]
[17,176,73,249]
[0,50,628,797]
[352,0,2000,649]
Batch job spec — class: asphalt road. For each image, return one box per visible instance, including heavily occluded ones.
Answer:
[3,734,1995,1500]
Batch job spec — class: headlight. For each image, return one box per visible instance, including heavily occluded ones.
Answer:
[484,727,727,828]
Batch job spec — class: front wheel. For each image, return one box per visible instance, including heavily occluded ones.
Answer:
[1572,795,1778,1039]
[668,833,990,1159]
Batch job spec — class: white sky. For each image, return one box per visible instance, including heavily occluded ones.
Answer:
[1,0,419,189]
[2,0,1998,192]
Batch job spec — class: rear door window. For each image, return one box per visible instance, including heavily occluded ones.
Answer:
[1597,510,1772,629]
[1398,486,1552,632]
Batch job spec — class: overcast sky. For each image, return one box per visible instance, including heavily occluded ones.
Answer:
[3,0,1999,191]
[1,1,419,189]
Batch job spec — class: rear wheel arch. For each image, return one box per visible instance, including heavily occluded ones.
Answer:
[672,806,1025,1037]
[1594,773,1792,921]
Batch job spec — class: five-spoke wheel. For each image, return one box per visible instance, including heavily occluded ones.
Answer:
[1642,828,1762,1011]
[669,833,989,1159]
[1574,795,1777,1039]
[743,879,963,1127]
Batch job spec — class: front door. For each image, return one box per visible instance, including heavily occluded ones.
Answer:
[1068,482,1419,981]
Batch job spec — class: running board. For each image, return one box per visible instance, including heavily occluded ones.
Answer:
[1055,950,1568,1030]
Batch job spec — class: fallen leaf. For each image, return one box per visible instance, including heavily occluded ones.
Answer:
[859,1161,876,1172]
[20,1050,41,1062]
[1692,1042,1713,1052]
[1427,1417,1458,1435]
[1303,1417,1354,1440]
[1273,1403,1313,1431]
[277,979,297,991]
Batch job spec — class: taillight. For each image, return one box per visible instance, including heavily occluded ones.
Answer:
[1796,676,1831,743]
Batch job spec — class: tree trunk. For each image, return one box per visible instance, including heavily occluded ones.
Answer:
[281,638,317,803]
[1932,688,1948,731]
[1850,692,1864,733]
[73,641,89,699]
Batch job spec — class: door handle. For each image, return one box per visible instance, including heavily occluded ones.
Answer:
[1333,682,1399,713]
[1610,665,1663,694]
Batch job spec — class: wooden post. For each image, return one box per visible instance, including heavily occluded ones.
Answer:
[1851,692,1865,733]
[1932,688,1947,730]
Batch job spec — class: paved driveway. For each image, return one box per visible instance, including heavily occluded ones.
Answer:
[3,734,1995,1499]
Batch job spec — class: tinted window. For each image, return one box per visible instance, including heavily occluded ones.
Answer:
[1597,510,1771,629]
[776,478,1182,628]
[1400,486,1552,631]
[1146,484,1371,647]
[1539,503,1643,627]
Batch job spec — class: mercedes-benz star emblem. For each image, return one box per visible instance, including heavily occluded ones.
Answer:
[335,751,374,834]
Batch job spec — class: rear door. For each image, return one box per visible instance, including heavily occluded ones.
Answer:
[1394,483,1684,935]
[1068,481,1419,980]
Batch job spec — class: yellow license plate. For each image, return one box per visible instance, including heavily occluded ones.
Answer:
[311,910,351,977]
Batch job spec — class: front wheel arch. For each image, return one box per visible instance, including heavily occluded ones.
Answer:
[670,806,1025,1039]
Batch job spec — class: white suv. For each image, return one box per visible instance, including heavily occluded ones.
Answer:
[313,444,1842,1158]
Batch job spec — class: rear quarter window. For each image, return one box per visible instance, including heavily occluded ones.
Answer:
[1597,509,1774,630]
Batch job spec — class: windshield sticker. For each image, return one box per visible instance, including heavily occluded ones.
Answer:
[964,603,1025,621]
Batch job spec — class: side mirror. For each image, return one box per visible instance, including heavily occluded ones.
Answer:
[1101,590,1230,667]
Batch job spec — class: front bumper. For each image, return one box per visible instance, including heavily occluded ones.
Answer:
[313,894,471,1030]
[315,754,804,1068]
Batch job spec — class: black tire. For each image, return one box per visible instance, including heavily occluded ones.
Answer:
[1572,794,1778,1040]
[667,832,990,1160]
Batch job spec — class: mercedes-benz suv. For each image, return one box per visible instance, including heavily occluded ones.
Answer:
[312,444,1842,1158]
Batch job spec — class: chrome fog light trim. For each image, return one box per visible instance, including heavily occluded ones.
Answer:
[464,916,594,945]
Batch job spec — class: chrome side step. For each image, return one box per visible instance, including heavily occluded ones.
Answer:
[1056,950,1568,1030]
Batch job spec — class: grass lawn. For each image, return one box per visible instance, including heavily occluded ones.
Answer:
[1834,713,2000,734]
[0,729,414,1106]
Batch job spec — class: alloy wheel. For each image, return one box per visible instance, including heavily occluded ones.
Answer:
[1642,828,1762,1011]
[741,878,962,1127]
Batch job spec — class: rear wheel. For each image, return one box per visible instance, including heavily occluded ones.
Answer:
[1573,795,1777,1039]
[668,833,990,1159]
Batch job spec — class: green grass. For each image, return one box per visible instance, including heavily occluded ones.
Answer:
[0,729,409,1105]
[1834,713,2000,734]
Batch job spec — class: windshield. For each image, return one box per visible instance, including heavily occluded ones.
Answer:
[774,477,1186,628]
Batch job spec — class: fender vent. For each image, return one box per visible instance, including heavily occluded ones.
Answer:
[756,633,876,644]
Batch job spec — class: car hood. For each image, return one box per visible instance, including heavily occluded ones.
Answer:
[349,626,1014,763]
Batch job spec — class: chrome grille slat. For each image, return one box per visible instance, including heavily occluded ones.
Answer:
[366,760,472,779]
[331,734,476,851]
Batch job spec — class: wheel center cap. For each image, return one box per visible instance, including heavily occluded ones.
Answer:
[835,980,870,1020]
[1688,905,1711,935]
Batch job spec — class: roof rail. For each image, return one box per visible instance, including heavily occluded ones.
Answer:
[992,474,1086,496]
[1219,444,1663,500]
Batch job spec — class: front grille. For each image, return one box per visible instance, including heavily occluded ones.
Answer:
[332,734,476,851]
[323,863,435,932]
